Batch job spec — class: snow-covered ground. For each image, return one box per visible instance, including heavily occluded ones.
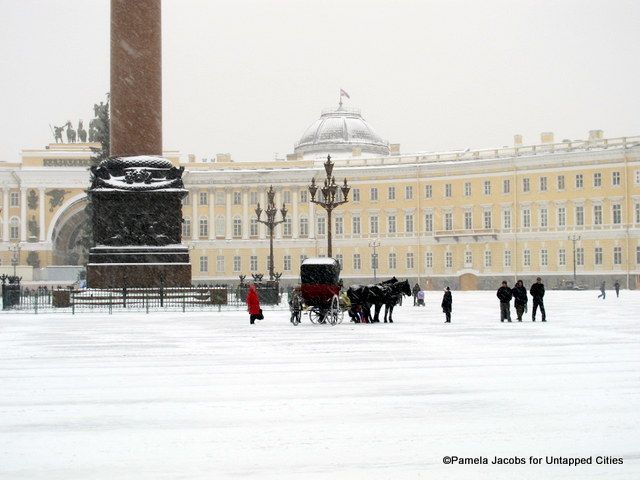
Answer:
[0,290,639,479]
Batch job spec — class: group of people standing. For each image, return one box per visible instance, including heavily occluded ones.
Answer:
[496,277,546,322]
[424,279,546,324]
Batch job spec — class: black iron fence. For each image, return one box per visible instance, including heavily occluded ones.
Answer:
[1,283,285,314]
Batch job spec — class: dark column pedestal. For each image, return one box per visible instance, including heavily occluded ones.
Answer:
[86,155,191,288]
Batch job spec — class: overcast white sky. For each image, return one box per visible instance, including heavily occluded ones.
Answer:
[1,0,639,162]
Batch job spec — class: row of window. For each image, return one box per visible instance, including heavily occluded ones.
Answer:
[184,203,639,238]
[428,204,631,231]
[428,172,626,199]
[196,246,639,273]
[184,189,317,206]
[183,170,640,207]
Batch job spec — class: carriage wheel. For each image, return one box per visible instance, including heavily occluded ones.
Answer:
[309,307,324,324]
[327,295,340,325]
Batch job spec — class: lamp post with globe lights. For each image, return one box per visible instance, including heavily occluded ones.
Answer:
[9,242,21,278]
[569,233,581,285]
[255,186,287,281]
[308,155,350,258]
[369,240,381,281]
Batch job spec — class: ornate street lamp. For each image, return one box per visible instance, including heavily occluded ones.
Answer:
[308,155,350,257]
[8,242,21,278]
[369,240,381,281]
[568,234,581,285]
[255,186,287,280]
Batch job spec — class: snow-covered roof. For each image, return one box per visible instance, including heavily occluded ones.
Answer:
[294,104,389,158]
[301,257,339,266]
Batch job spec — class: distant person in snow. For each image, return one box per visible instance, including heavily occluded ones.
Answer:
[597,281,606,300]
[512,280,528,322]
[614,280,620,298]
[496,281,513,322]
[530,277,546,322]
[412,283,421,305]
[247,284,263,325]
[416,289,425,306]
[441,287,452,323]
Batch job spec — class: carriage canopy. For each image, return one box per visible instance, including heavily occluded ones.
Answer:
[300,257,341,285]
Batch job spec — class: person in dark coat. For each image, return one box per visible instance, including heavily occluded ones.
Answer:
[512,280,528,322]
[412,283,421,306]
[348,303,368,323]
[441,287,452,323]
[614,280,620,298]
[597,281,606,300]
[247,284,262,324]
[529,277,546,322]
[497,281,512,322]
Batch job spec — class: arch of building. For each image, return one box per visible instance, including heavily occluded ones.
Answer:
[50,195,90,266]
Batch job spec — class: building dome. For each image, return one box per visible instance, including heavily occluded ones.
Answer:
[294,104,389,158]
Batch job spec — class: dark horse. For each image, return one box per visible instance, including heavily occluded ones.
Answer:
[381,279,412,323]
[347,277,408,323]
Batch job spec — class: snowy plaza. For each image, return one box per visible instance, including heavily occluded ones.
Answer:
[1,290,639,479]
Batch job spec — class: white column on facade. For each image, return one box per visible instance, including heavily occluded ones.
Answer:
[275,188,282,239]
[208,187,215,240]
[39,187,46,241]
[292,188,299,239]
[242,188,249,240]
[259,189,266,239]
[191,188,198,240]
[225,188,232,240]
[309,201,316,238]
[20,188,27,242]
[2,188,9,241]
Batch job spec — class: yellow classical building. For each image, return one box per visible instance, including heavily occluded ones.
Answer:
[1,105,639,289]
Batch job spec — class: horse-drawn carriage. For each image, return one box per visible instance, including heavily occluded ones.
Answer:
[289,257,344,325]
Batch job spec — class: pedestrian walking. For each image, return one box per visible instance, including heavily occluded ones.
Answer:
[614,280,620,298]
[597,281,606,300]
[497,280,513,322]
[412,283,421,306]
[530,277,547,322]
[441,287,452,323]
[512,280,528,322]
[247,284,263,324]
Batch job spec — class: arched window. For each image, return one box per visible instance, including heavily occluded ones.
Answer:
[182,217,191,238]
[233,217,242,238]
[199,217,208,237]
[216,215,225,237]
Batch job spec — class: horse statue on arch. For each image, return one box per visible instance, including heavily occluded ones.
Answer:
[65,121,76,143]
[77,120,87,142]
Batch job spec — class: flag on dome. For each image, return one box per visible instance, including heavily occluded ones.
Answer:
[340,89,350,99]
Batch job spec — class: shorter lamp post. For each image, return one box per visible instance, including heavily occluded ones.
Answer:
[568,234,581,284]
[8,242,21,277]
[255,186,287,281]
[369,240,381,281]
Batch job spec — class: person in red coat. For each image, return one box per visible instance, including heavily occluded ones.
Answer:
[247,284,262,324]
